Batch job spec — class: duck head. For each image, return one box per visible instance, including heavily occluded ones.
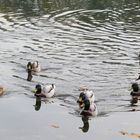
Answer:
[27,62,32,70]
[132,83,139,92]
[77,92,90,110]
[77,92,86,107]
[35,84,42,94]
[80,98,91,116]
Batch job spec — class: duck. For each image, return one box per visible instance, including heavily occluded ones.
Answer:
[0,86,6,96]
[79,86,95,103]
[77,92,98,117]
[130,83,140,97]
[34,84,56,98]
[26,61,41,81]
[26,61,41,73]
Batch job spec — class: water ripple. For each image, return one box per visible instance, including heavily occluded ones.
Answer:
[0,1,140,114]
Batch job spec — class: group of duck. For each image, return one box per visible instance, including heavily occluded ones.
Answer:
[26,61,98,116]
[1,60,140,116]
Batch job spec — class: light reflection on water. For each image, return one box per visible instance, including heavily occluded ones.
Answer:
[0,0,140,138]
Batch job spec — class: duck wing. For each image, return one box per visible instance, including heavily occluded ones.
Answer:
[85,90,95,102]
[42,84,55,98]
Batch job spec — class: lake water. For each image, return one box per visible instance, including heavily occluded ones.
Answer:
[0,0,140,139]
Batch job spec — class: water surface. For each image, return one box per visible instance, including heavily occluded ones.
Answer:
[0,0,140,139]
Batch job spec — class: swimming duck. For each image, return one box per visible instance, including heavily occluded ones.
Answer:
[79,86,95,103]
[77,92,98,116]
[130,83,140,96]
[26,61,41,73]
[26,61,41,81]
[0,86,6,96]
[34,84,56,98]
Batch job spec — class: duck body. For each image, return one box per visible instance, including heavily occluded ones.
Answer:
[77,92,97,117]
[79,86,95,103]
[34,84,55,98]
[32,61,41,73]
[131,91,140,96]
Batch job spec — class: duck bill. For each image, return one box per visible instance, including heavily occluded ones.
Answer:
[32,89,37,93]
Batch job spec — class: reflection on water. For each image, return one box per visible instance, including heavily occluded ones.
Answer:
[79,116,89,133]
[34,97,42,111]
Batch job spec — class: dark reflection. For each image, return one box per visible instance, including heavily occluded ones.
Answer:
[27,69,33,81]
[130,97,138,106]
[79,116,89,133]
[34,97,42,111]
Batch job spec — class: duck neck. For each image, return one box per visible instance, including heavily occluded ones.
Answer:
[36,88,42,94]
[27,62,32,70]
[27,70,32,81]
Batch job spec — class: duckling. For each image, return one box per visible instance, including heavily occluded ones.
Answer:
[79,86,95,103]
[0,86,6,96]
[34,84,56,98]
[77,92,98,116]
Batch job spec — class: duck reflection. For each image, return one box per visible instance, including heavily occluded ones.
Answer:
[34,97,42,111]
[130,97,138,106]
[79,116,89,133]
